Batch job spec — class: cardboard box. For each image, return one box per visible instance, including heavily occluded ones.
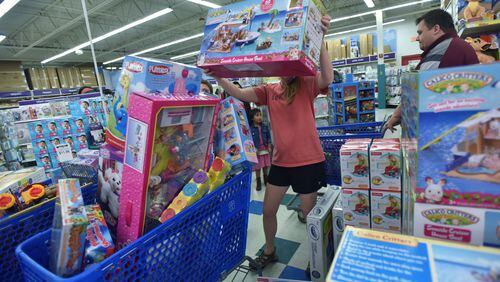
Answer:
[402,64,500,210]
[47,67,60,88]
[370,144,402,191]
[331,194,344,253]
[198,0,325,77]
[57,68,71,88]
[39,68,51,89]
[216,97,258,167]
[117,91,219,247]
[28,68,42,90]
[367,33,373,55]
[342,188,370,228]
[84,204,115,267]
[360,34,368,57]
[413,202,500,247]
[50,179,88,277]
[80,67,98,86]
[340,144,370,189]
[0,167,47,195]
[307,187,340,281]
[106,56,202,150]
[328,227,500,282]
[370,190,401,233]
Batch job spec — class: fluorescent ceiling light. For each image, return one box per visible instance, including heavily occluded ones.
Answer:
[103,33,204,65]
[186,0,221,9]
[330,0,435,22]
[364,0,375,8]
[0,35,6,43]
[41,8,173,64]
[0,0,20,18]
[170,50,200,60]
[325,19,405,37]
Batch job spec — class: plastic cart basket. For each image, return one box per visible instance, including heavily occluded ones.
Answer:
[317,121,386,186]
[0,184,97,282]
[16,169,252,282]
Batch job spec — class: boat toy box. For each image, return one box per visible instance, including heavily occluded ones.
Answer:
[106,56,203,150]
[117,91,219,248]
[327,226,500,282]
[413,202,500,247]
[197,0,325,77]
[406,63,500,210]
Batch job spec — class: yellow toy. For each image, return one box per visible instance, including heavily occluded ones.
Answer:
[208,157,231,192]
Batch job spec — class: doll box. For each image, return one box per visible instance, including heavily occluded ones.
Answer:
[84,204,115,267]
[50,179,88,277]
[98,144,124,241]
[413,202,500,247]
[405,63,500,210]
[197,0,325,78]
[370,190,401,233]
[106,56,203,150]
[328,226,500,282]
[217,97,258,167]
[370,144,402,191]
[117,92,219,247]
[341,188,370,229]
[340,144,370,189]
[307,187,340,282]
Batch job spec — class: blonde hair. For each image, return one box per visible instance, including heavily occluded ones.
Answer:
[281,77,300,104]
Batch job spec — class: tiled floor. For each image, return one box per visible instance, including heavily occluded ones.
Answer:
[225,108,398,281]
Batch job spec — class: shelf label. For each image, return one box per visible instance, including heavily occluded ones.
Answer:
[0,91,31,99]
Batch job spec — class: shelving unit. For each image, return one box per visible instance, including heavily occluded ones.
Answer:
[458,19,500,38]
[331,80,376,125]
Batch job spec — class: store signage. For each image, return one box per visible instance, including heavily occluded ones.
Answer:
[332,52,396,67]
[0,91,31,99]
[332,59,346,67]
[346,56,370,64]
[423,72,493,94]
[60,87,79,94]
[33,89,60,96]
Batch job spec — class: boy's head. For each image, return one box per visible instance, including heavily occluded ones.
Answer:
[49,122,56,130]
[35,124,43,133]
[76,119,84,127]
[53,138,60,145]
[39,140,47,148]
[82,101,89,108]
[63,121,70,128]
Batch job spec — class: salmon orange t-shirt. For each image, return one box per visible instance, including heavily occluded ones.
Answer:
[252,76,328,167]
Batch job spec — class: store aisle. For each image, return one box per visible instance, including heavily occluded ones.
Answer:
[226,108,397,281]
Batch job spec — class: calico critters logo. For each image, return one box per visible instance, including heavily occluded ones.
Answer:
[423,72,493,94]
[422,208,480,226]
[126,61,144,73]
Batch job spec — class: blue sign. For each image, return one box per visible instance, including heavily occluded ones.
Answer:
[346,56,370,64]
[0,91,31,99]
[33,89,60,97]
[60,87,79,94]
[332,59,347,67]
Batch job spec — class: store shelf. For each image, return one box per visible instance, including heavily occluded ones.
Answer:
[13,115,72,124]
[360,111,375,114]
[22,159,36,163]
[315,114,329,119]
[458,19,500,38]
[359,97,374,101]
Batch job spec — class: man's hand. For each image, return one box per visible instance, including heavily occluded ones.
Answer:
[320,15,331,34]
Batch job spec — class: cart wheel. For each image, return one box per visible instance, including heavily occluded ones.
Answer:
[298,211,306,223]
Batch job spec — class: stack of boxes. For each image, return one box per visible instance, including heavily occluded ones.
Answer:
[340,138,402,233]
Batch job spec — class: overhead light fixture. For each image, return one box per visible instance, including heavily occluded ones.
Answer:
[0,35,6,43]
[41,7,173,64]
[103,33,204,65]
[75,49,83,55]
[325,19,405,37]
[363,0,375,8]
[0,0,20,19]
[186,0,221,9]
[170,50,200,60]
[330,0,435,23]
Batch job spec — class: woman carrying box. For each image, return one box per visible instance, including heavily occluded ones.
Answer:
[205,15,333,270]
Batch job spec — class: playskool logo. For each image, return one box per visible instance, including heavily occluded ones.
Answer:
[422,208,479,226]
[126,62,144,73]
[424,72,493,94]
[149,65,170,75]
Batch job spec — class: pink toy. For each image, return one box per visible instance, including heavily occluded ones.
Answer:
[117,91,219,248]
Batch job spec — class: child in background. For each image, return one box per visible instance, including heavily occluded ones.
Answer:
[250,108,272,191]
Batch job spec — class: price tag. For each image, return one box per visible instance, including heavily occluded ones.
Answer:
[55,144,74,162]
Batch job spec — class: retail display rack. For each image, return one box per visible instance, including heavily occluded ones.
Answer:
[332,80,376,125]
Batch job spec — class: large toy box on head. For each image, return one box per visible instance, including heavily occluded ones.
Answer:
[106,56,203,150]
[216,97,258,167]
[117,91,219,247]
[400,63,500,243]
[197,0,325,78]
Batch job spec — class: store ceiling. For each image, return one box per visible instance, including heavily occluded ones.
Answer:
[0,0,440,66]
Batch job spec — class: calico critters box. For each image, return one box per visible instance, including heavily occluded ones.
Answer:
[198,0,325,77]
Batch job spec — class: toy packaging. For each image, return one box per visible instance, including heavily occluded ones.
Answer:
[50,179,88,277]
[208,157,231,192]
[71,117,88,135]
[60,118,73,136]
[197,0,326,78]
[342,188,370,228]
[29,121,46,140]
[328,226,500,282]
[84,204,115,268]
[216,97,258,168]
[118,91,219,247]
[106,56,203,150]
[370,142,402,191]
[0,167,48,208]
[159,170,210,223]
[370,190,401,233]
[307,187,340,282]
[331,194,344,253]
[340,143,370,189]
[413,202,500,247]
[98,144,124,240]
[45,120,59,138]
[458,0,497,22]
